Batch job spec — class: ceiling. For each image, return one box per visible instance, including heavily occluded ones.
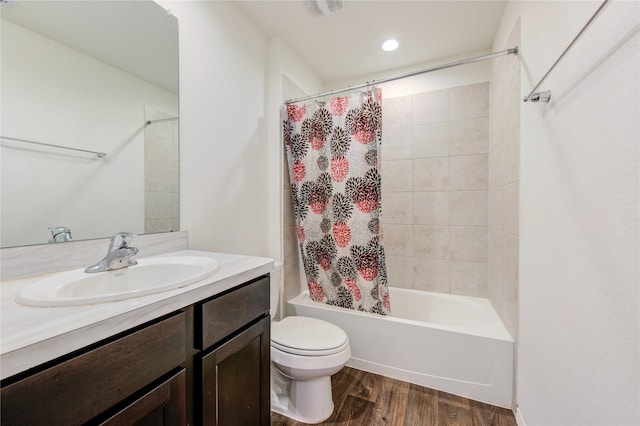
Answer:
[2,1,506,92]
[1,1,178,93]
[236,0,507,83]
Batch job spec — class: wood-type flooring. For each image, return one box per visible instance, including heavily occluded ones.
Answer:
[271,367,517,426]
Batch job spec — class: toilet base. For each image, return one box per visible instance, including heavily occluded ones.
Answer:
[271,369,335,424]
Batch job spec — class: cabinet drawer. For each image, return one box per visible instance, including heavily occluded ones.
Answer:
[95,368,186,426]
[1,312,186,426]
[196,275,269,350]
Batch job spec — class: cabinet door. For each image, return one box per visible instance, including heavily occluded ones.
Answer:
[1,312,186,426]
[200,316,270,426]
[94,368,186,426]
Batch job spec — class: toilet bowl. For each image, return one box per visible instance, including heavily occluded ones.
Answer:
[271,316,351,424]
[270,276,351,424]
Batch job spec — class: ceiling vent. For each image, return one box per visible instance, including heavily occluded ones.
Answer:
[303,0,344,17]
[1,1,18,9]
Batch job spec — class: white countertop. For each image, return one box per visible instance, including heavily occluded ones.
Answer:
[0,250,274,380]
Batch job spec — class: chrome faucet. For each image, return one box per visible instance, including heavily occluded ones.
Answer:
[85,232,139,273]
[49,226,73,243]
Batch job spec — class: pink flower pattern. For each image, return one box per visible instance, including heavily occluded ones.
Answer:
[331,96,349,116]
[283,89,390,315]
[333,221,351,248]
[308,281,325,300]
[345,277,361,302]
[293,160,305,182]
[331,156,349,182]
[287,104,306,122]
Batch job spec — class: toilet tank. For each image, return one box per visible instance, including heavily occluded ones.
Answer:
[270,262,283,319]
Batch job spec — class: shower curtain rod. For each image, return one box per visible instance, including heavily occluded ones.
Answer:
[145,117,179,126]
[522,0,610,103]
[285,47,518,104]
[0,135,107,158]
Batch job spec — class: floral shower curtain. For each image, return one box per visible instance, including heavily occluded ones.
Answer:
[283,88,391,315]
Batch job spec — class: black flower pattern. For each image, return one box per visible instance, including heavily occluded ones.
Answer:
[352,180,378,213]
[317,172,333,196]
[317,155,328,171]
[313,108,334,136]
[301,118,313,138]
[343,109,358,135]
[290,133,308,161]
[344,176,360,200]
[320,218,332,234]
[378,245,388,286]
[369,301,388,316]
[336,256,356,278]
[350,244,379,281]
[363,95,382,129]
[327,286,354,310]
[364,167,381,187]
[302,249,319,281]
[330,126,350,156]
[332,192,353,222]
[366,237,381,253]
[365,149,377,167]
[320,234,337,261]
[331,272,342,287]
[291,184,309,221]
[283,120,293,147]
[368,217,379,235]
[283,90,391,315]
[308,184,329,214]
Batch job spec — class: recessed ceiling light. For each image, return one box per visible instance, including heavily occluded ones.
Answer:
[381,39,399,52]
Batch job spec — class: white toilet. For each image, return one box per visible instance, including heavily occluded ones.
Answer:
[270,281,351,424]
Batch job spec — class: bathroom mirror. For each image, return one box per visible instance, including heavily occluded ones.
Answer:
[0,0,179,248]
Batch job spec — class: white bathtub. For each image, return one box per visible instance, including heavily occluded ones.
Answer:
[288,287,514,408]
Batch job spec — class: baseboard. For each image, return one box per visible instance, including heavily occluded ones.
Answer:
[514,406,527,426]
[346,356,512,409]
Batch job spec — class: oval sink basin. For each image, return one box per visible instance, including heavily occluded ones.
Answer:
[16,256,220,307]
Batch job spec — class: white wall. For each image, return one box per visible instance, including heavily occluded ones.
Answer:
[489,17,521,363]
[494,1,639,424]
[325,49,493,99]
[267,37,322,314]
[264,36,324,315]
[160,1,270,257]
[266,36,323,263]
[1,19,178,247]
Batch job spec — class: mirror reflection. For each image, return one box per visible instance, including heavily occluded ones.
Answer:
[1,1,179,248]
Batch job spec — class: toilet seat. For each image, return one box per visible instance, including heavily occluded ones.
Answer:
[271,316,349,357]
[270,315,351,423]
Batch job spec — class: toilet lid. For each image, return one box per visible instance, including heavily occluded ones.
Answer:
[271,316,349,356]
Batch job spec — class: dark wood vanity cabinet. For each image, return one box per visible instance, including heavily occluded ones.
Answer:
[94,368,187,426]
[0,312,187,426]
[195,276,271,426]
[0,274,271,426]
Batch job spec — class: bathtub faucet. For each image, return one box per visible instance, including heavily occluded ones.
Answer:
[49,226,73,243]
[85,232,138,273]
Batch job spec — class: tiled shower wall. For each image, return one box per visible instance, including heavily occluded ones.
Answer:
[381,82,490,297]
[488,20,521,341]
[144,107,179,234]
[282,77,305,315]
[281,72,520,332]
